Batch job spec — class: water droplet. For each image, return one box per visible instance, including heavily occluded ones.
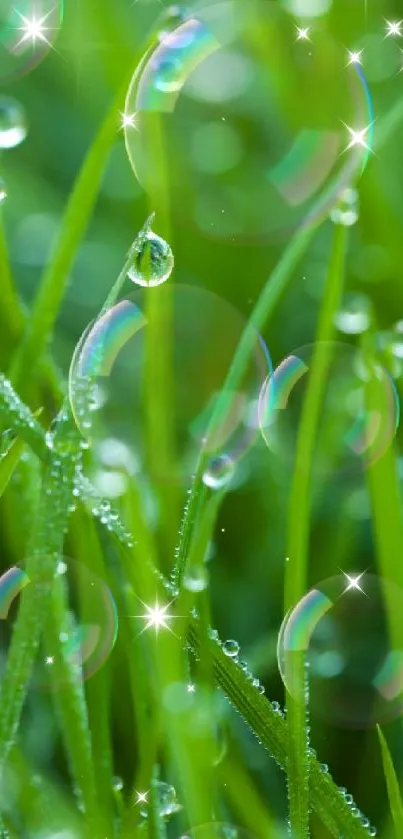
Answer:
[334,293,371,335]
[127,213,174,287]
[158,6,187,41]
[154,781,182,816]
[0,96,27,149]
[330,187,359,226]
[183,565,209,592]
[202,454,235,489]
[112,776,124,792]
[0,177,7,202]
[222,639,240,658]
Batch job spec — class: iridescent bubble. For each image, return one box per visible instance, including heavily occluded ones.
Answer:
[258,341,399,479]
[0,557,118,691]
[0,96,27,148]
[0,1,63,85]
[127,214,174,287]
[124,1,372,244]
[278,573,403,728]
[69,285,270,485]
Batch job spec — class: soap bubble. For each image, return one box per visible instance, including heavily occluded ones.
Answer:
[0,96,27,148]
[124,1,372,244]
[0,1,63,84]
[258,341,399,479]
[0,557,118,691]
[278,573,403,728]
[69,285,270,485]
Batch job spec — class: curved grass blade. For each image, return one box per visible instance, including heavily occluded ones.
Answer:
[187,620,374,839]
[377,725,403,837]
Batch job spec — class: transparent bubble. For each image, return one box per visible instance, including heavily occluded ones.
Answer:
[202,453,235,489]
[124,1,372,244]
[334,293,371,335]
[0,96,27,148]
[69,285,270,485]
[258,341,399,479]
[278,573,403,728]
[127,214,174,287]
[0,1,63,84]
[0,557,118,691]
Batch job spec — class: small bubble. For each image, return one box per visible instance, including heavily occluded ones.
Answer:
[127,214,174,287]
[0,96,27,149]
[202,454,235,489]
[222,639,240,658]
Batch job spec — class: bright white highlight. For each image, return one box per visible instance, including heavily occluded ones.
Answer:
[296,26,311,41]
[347,49,363,66]
[15,9,54,47]
[385,19,403,37]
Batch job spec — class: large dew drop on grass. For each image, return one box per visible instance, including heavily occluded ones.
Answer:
[258,340,399,479]
[127,213,174,287]
[278,573,403,728]
[0,1,63,84]
[124,0,372,244]
[0,557,118,692]
[0,96,27,148]
[69,285,271,486]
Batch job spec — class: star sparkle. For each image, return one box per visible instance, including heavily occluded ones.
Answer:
[132,598,180,637]
[119,111,139,131]
[296,26,311,41]
[133,790,149,806]
[341,122,373,154]
[45,656,55,666]
[347,49,363,66]
[187,683,196,693]
[14,9,55,48]
[385,19,403,38]
[341,570,368,596]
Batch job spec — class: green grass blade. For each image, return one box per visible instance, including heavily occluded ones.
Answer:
[187,620,373,839]
[0,435,25,498]
[283,225,347,835]
[377,725,403,837]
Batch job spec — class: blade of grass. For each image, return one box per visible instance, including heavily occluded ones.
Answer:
[0,435,26,498]
[283,224,347,837]
[377,725,403,838]
[187,620,374,839]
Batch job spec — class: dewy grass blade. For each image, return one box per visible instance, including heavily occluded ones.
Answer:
[187,620,374,839]
[377,725,403,837]
[283,224,347,837]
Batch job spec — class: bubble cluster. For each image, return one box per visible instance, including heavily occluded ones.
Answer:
[258,341,399,479]
[69,285,270,485]
[278,573,403,728]
[0,557,118,691]
[124,1,372,244]
[0,1,63,85]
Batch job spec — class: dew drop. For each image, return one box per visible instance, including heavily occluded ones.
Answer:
[222,639,240,658]
[154,781,182,816]
[0,96,27,149]
[183,565,209,592]
[0,177,7,202]
[330,187,359,226]
[334,293,371,335]
[112,776,124,792]
[202,454,235,489]
[127,213,174,287]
